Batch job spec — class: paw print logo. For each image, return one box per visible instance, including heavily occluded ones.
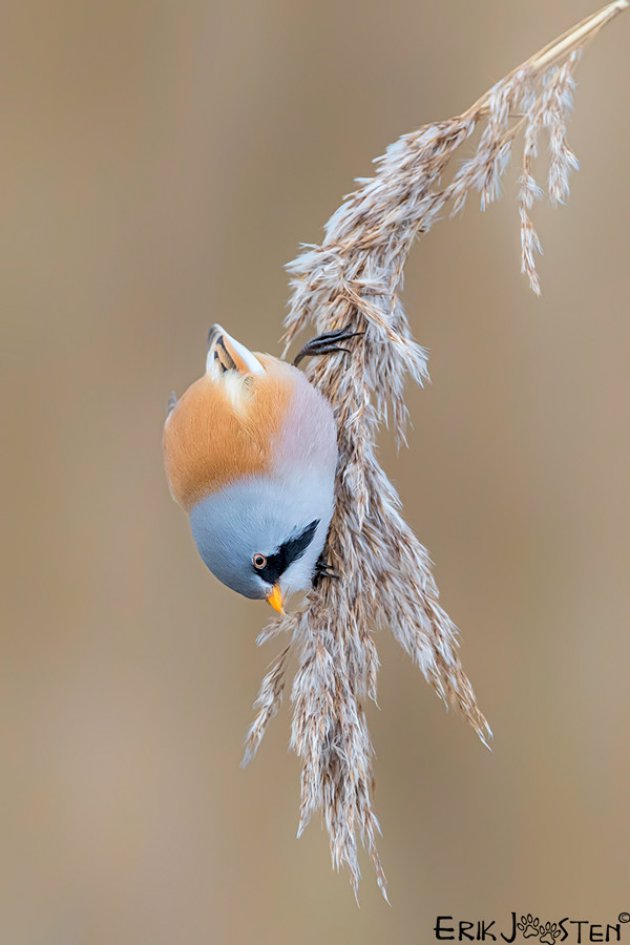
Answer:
[517,916,540,938]
[538,922,562,945]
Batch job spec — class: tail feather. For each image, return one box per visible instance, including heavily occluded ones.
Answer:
[206,325,265,378]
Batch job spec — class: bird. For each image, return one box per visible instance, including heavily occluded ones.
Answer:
[163,324,360,613]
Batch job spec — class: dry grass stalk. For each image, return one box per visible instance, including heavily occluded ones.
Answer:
[242,1,628,896]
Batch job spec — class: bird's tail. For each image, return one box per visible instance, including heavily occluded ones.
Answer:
[206,324,265,378]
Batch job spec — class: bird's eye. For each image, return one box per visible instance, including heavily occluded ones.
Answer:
[252,553,267,570]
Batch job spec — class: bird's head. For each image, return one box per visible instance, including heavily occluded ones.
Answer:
[188,474,332,612]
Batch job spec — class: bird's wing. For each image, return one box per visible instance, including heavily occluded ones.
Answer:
[164,338,292,510]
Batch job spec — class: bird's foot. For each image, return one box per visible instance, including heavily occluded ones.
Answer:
[313,556,339,587]
[293,325,364,367]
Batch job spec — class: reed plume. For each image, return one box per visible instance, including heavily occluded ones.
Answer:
[243,1,628,897]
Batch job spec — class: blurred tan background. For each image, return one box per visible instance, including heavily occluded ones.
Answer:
[1,2,629,943]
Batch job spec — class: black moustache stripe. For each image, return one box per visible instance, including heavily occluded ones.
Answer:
[255,519,319,585]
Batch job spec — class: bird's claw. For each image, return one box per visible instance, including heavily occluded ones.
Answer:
[313,557,339,587]
[293,325,364,367]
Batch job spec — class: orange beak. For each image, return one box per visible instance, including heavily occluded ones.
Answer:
[266,584,285,614]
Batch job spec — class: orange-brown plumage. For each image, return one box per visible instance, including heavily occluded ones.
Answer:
[163,325,340,609]
[163,354,293,510]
